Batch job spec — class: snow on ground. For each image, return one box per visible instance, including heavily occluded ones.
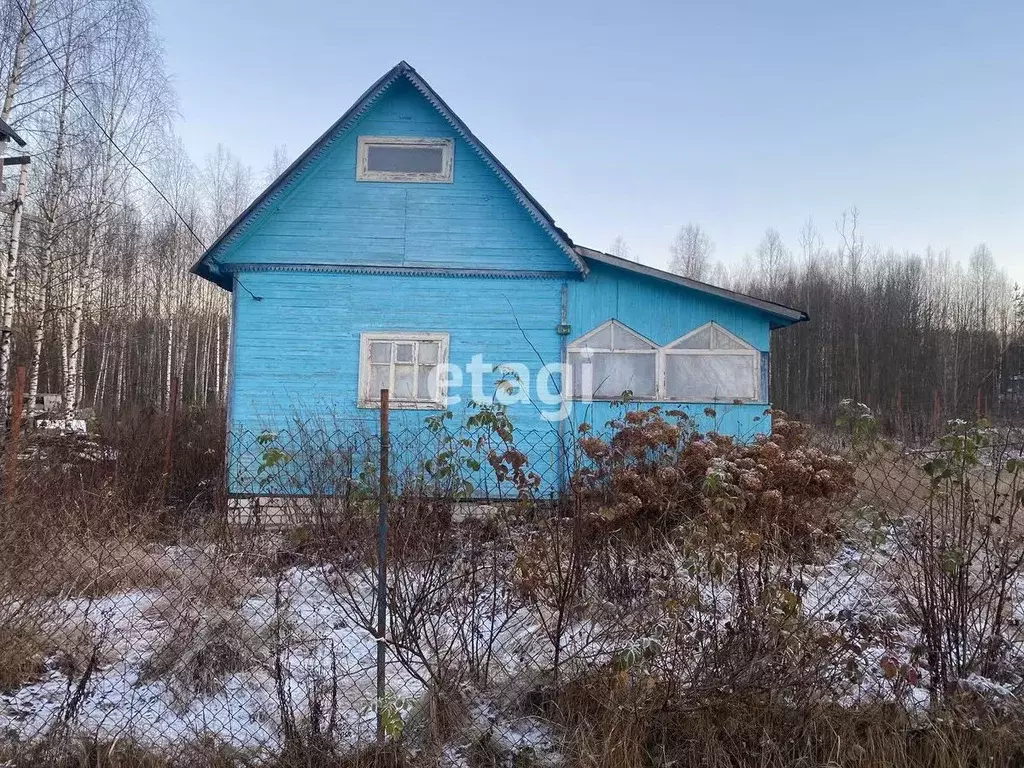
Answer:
[1,531,1022,760]
[0,565,573,760]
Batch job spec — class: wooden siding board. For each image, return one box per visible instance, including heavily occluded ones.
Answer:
[567,262,772,351]
[216,80,575,275]
[571,402,772,439]
[230,270,564,433]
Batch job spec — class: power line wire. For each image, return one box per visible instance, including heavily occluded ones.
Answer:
[13,0,205,249]
[11,0,264,302]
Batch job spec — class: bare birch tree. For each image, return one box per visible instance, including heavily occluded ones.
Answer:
[669,223,714,280]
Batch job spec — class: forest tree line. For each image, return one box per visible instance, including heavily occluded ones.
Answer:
[0,0,285,418]
[657,216,1021,439]
[2,0,1020,436]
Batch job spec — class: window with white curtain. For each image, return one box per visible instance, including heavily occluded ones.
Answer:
[566,320,761,403]
[663,323,760,401]
[567,320,658,400]
[358,332,448,409]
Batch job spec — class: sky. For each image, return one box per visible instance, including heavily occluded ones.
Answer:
[151,0,1024,282]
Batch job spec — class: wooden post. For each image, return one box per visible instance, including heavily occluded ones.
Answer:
[5,366,25,502]
[162,376,179,502]
[376,388,390,744]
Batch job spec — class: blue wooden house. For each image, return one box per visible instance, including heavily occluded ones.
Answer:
[192,62,807,497]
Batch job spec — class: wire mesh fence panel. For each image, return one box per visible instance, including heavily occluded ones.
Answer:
[2,411,1024,765]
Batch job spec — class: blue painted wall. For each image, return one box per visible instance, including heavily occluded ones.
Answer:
[231,271,563,431]
[228,270,567,495]
[217,77,783,497]
[226,263,777,495]
[215,79,576,275]
[568,260,771,351]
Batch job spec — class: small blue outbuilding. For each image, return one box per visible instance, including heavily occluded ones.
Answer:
[191,61,807,497]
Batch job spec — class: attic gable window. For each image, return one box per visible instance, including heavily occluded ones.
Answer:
[357,136,454,183]
[358,332,449,409]
[663,322,760,402]
[567,320,658,400]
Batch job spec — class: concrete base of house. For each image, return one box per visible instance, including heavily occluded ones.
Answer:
[227,495,523,529]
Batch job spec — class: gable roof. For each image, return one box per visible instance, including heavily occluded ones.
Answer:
[192,61,586,288]
[574,245,809,326]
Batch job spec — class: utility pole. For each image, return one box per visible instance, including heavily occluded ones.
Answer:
[0,117,27,198]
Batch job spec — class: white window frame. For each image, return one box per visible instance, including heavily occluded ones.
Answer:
[566,320,660,401]
[358,332,449,410]
[564,320,763,403]
[356,136,454,183]
[661,322,761,402]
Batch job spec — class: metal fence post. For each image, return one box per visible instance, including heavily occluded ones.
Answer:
[376,388,390,744]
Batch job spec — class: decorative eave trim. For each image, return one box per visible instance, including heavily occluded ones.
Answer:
[192,67,404,277]
[191,61,587,283]
[226,262,581,281]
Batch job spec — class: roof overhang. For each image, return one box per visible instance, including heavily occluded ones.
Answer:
[0,117,26,147]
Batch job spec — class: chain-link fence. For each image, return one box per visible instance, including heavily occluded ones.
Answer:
[1,409,1024,766]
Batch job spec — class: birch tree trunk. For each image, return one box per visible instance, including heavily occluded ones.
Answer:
[115,326,126,409]
[64,199,104,417]
[27,267,49,415]
[212,319,221,402]
[164,316,173,409]
[94,326,109,410]
[0,161,29,417]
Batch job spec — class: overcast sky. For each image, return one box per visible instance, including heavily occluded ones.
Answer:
[151,0,1024,283]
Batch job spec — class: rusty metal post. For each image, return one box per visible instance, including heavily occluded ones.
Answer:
[376,388,390,744]
[163,376,179,502]
[6,366,25,502]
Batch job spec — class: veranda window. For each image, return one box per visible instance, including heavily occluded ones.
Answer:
[567,320,658,400]
[662,322,760,402]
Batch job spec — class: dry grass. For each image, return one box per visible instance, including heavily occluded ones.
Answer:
[3,734,254,768]
[139,601,282,701]
[0,599,53,690]
[551,675,1024,768]
[15,534,252,601]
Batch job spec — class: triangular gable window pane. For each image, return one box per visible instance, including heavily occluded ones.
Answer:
[583,325,614,349]
[669,323,754,351]
[712,326,749,350]
[671,326,713,350]
[612,324,656,350]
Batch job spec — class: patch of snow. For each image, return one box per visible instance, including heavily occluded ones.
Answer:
[35,419,88,434]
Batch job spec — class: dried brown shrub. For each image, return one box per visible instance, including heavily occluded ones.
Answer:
[571,408,855,545]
